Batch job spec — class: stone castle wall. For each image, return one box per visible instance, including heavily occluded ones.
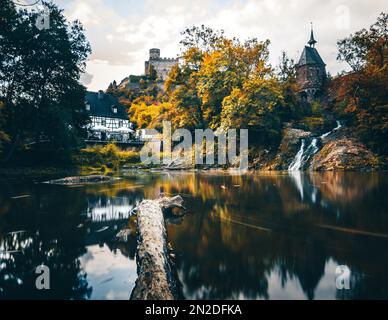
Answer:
[145,49,178,81]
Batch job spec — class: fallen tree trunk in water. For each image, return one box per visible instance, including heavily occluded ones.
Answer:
[43,175,114,185]
[130,195,185,300]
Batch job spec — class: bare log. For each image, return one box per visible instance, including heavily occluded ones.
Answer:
[130,195,184,300]
[44,175,114,185]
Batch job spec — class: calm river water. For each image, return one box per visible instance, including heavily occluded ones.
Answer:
[0,171,387,299]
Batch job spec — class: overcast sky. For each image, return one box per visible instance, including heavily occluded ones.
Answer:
[40,0,387,91]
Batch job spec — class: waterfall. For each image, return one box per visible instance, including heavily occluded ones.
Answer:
[321,120,342,139]
[288,139,305,171]
[288,138,319,171]
[320,130,331,139]
[288,121,343,171]
[335,120,342,130]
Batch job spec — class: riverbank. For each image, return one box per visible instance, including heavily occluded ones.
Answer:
[0,167,81,183]
[250,123,386,172]
[0,132,386,183]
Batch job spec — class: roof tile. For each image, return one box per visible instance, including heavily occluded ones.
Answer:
[297,46,326,66]
[85,92,128,120]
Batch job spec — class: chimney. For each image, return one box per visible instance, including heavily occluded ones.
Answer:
[98,90,104,100]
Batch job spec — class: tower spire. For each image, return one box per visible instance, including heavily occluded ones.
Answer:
[308,22,317,47]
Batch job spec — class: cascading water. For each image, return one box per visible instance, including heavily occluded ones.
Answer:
[288,138,319,171]
[288,140,305,171]
[335,120,342,130]
[320,130,331,139]
[288,121,342,171]
[320,120,342,139]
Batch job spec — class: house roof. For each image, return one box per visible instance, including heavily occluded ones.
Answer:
[297,46,326,67]
[85,91,128,120]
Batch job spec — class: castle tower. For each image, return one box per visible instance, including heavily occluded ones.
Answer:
[149,48,161,60]
[144,48,178,82]
[296,25,327,102]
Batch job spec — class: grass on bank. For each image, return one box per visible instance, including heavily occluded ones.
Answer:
[75,143,141,172]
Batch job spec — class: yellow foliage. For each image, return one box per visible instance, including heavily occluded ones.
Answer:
[78,143,140,168]
[129,101,174,129]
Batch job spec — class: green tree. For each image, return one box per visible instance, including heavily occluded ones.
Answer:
[147,64,157,81]
[0,0,91,163]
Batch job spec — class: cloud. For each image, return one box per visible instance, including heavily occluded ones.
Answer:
[80,71,94,86]
[80,244,132,277]
[84,59,137,91]
[56,0,387,91]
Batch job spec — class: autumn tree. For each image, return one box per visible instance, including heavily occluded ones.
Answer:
[129,100,174,130]
[107,80,117,93]
[221,75,283,146]
[164,26,228,129]
[276,51,304,121]
[338,13,387,72]
[164,26,286,147]
[179,25,225,53]
[335,12,388,155]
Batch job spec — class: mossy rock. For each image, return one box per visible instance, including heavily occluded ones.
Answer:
[312,138,379,171]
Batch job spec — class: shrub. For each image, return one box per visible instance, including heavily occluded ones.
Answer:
[77,143,140,169]
[298,116,325,132]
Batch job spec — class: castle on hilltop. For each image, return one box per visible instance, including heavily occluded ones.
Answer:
[145,48,178,81]
[296,26,327,102]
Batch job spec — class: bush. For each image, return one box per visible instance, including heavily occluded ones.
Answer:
[298,116,325,133]
[76,143,140,169]
[311,100,324,117]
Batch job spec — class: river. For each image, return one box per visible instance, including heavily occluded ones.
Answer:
[0,171,387,299]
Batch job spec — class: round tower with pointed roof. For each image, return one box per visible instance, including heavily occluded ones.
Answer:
[296,25,327,102]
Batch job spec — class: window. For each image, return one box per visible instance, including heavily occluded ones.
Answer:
[85,103,90,111]
[119,120,123,127]
[101,119,106,126]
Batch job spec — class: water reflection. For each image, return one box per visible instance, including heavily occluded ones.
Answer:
[163,171,388,300]
[0,182,140,299]
[0,171,388,299]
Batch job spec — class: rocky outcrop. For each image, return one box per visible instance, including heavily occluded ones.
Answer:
[259,126,312,170]
[164,156,194,171]
[130,195,185,300]
[251,121,381,172]
[312,137,379,171]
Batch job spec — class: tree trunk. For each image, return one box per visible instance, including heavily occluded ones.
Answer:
[130,195,184,300]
